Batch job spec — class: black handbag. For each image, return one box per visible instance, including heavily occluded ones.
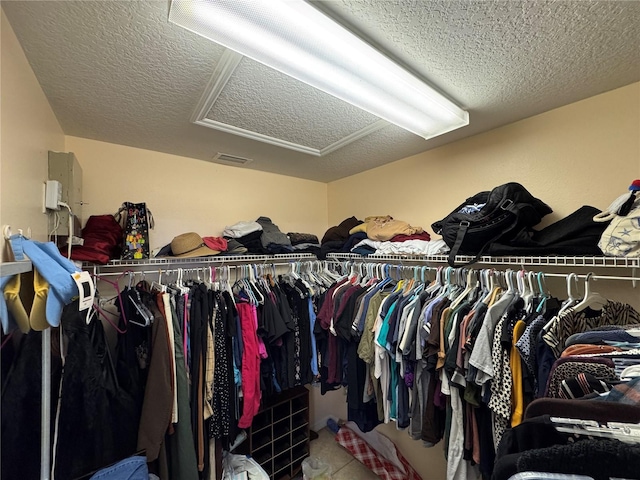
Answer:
[431,182,552,266]
[115,202,154,260]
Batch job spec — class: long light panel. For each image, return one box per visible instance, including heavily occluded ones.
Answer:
[169,0,469,139]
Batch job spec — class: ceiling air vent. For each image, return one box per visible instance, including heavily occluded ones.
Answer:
[210,152,254,166]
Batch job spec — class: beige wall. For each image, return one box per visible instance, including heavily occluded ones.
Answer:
[65,136,328,251]
[308,385,347,431]
[329,82,640,229]
[328,82,640,479]
[0,9,65,258]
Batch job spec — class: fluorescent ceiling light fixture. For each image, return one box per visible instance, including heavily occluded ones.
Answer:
[169,0,469,139]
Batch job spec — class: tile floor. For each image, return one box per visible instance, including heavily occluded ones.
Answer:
[294,428,380,479]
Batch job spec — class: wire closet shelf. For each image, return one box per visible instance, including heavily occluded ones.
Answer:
[86,253,317,272]
[326,253,640,269]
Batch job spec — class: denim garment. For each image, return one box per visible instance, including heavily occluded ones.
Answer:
[90,456,148,480]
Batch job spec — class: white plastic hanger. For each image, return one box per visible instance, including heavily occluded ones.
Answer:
[522,270,536,312]
[249,265,265,304]
[223,266,233,296]
[451,269,477,309]
[572,273,607,312]
[505,269,517,295]
[543,272,580,332]
[551,417,640,444]
[560,272,580,313]
[481,269,500,303]
[241,266,260,305]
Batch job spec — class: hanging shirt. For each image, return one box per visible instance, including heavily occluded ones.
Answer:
[308,297,319,376]
[510,320,527,427]
[469,290,517,386]
[543,301,640,357]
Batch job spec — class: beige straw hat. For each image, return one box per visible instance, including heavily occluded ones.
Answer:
[171,232,220,258]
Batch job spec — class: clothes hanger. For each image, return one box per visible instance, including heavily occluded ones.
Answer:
[365,264,390,292]
[239,267,258,305]
[482,268,492,293]
[323,261,341,282]
[505,269,518,295]
[124,271,155,326]
[450,269,476,309]
[527,271,543,300]
[444,267,463,300]
[91,270,130,332]
[367,263,379,286]
[421,266,429,285]
[559,272,580,313]
[550,417,640,444]
[514,268,530,309]
[312,261,327,286]
[572,273,607,313]
[223,266,233,295]
[94,270,148,333]
[92,300,127,333]
[180,268,190,294]
[358,263,372,287]
[519,269,535,312]
[289,262,300,280]
[484,269,492,291]
[258,264,273,292]
[150,269,167,293]
[249,265,265,303]
[347,261,360,284]
[295,262,314,294]
[203,266,214,290]
[128,288,153,327]
[543,271,581,332]
[535,271,550,313]
[313,261,329,286]
[424,266,442,295]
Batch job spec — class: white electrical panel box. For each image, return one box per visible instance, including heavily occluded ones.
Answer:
[48,151,83,230]
[45,180,62,210]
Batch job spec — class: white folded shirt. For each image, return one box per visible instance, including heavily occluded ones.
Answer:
[223,221,263,238]
[352,238,449,256]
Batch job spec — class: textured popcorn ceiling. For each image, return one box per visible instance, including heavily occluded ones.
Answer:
[3,0,640,182]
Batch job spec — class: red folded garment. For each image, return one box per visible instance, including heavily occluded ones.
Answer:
[390,232,431,242]
[203,236,228,252]
[66,215,123,264]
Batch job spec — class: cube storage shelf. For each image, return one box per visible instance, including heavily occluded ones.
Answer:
[240,386,310,480]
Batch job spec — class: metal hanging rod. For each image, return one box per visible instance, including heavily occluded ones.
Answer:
[326,254,639,287]
[327,259,639,281]
[542,272,640,283]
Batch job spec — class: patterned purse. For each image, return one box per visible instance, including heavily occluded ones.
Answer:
[115,202,154,260]
[594,180,640,257]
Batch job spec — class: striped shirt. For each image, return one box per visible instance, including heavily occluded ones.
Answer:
[544,301,640,357]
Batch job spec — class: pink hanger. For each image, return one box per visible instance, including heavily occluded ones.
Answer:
[91,270,131,334]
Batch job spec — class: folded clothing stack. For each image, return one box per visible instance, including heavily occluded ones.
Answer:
[256,217,293,254]
[288,232,321,256]
[349,215,427,242]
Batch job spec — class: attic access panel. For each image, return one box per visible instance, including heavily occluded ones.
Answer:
[193,53,388,156]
